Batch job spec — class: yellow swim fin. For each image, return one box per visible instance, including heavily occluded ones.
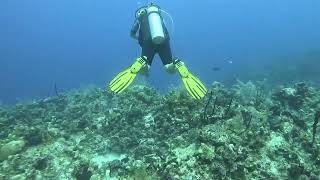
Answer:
[109,56,147,93]
[175,60,207,100]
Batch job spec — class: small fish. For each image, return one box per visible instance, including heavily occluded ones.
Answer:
[212,67,221,71]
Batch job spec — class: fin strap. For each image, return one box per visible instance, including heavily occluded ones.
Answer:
[175,61,189,78]
[130,56,147,74]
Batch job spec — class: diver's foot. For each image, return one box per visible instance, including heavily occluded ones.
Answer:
[165,63,176,74]
[139,64,151,76]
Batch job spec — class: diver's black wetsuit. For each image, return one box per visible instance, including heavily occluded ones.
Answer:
[130,13,173,66]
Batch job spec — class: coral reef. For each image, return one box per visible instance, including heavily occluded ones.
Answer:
[0,82,320,179]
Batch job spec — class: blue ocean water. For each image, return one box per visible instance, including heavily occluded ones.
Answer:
[0,0,320,105]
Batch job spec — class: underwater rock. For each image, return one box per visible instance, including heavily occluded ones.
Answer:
[295,82,309,97]
[196,143,215,162]
[273,83,311,110]
[0,139,25,161]
[33,157,49,170]
[266,132,286,152]
[73,162,92,180]
[283,88,296,97]
[21,127,53,146]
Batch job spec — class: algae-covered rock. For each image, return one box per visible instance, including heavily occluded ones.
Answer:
[273,83,311,110]
[197,143,215,161]
[0,140,25,161]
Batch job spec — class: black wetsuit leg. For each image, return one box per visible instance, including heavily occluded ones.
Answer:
[141,40,156,65]
[157,40,173,65]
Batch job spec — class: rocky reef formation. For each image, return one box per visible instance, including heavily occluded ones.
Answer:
[0,82,320,179]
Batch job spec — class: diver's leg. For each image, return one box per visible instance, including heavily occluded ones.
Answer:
[141,41,156,65]
[158,40,175,74]
[140,41,155,75]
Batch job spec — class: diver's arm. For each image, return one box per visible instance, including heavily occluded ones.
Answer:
[130,20,139,39]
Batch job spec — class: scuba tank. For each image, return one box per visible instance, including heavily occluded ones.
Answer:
[145,4,165,44]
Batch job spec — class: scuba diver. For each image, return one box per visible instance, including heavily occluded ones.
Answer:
[109,3,207,100]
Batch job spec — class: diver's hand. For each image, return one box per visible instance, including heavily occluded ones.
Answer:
[130,33,138,40]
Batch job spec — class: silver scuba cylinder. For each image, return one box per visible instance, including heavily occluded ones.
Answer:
[146,5,165,44]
